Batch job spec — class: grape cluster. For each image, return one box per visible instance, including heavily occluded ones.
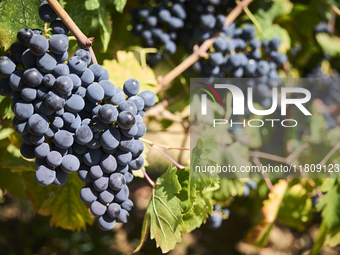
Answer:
[206,204,230,229]
[0,1,156,231]
[131,0,236,64]
[314,21,332,35]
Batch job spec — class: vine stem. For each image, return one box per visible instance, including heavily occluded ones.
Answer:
[158,0,253,88]
[46,0,98,64]
[141,168,155,187]
[140,138,189,151]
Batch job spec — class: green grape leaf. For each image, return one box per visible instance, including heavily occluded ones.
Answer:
[0,97,15,119]
[213,178,247,202]
[134,165,183,253]
[0,0,44,51]
[112,0,127,13]
[278,183,313,231]
[316,179,340,236]
[102,51,158,93]
[23,172,94,231]
[316,33,340,57]
[85,0,100,10]
[244,180,288,247]
[98,2,112,52]
[177,166,217,233]
[262,0,293,20]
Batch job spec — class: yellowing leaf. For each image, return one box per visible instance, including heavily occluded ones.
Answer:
[23,172,94,231]
[316,33,340,57]
[102,51,158,92]
[244,180,288,246]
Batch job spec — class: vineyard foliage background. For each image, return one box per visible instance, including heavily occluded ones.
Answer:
[1,0,340,254]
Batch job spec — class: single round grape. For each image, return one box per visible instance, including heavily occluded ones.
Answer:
[68,56,87,74]
[55,76,73,95]
[61,154,80,173]
[80,184,98,204]
[37,52,57,73]
[42,73,56,89]
[121,199,133,211]
[97,104,118,124]
[17,28,34,45]
[62,112,76,125]
[99,80,115,98]
[49,34,69,55]
[93,176,109,192]
[51,116,64,129]
[23,68,43,87]
[98,69,110,81]
[55,51,68,63]
[130,139,144,157]
[109,173,126,191]
[68,73,81,89]
[107,203,121,218]
[45,91,65,111]
[9,70,25,92]
[44,128,55,139]
[90,165,103,179]
[75,125,93,145]
[53,63,70,77]
[50,18,69,35]
[118,101,138,115]
[86,83,105,102]
[35,165,56,186]
[29,35,49,56]
[80,68,94,87]
[138,90,156,108]
[34,142,50,158]
[135,122,147,138]
[124,171,134,184]
[117,209,129,224]
[53,130,74,149]
[27,113,49,135]
[30,134,45,145]
[14,120,29,135]
[115,150,132,165]
[87,137,101,149]
[127,96,144,111]
[123,78,140,97]
[100,154,117,173]
[119,136,135,152]
[110,88,125,105]
[10,42,28,64]
[98,213,116,231]
[117,111,135,129]
[113,185,129,203]
[20,87,37,102]
[34,99,53,116]
[99,189,115,204]
[88,64,104,80]
[35,157,47,167]
[46,150,63,167]
[73,142,88,155]
[120,124,138,137]
[90,201,107,217]
[39,1,57,22]
[53,167,68,186]
[65,94,84,113]
[100,128,120,150]
[129,155,144,170]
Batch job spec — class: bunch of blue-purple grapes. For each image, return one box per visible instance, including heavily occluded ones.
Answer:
[0,1,156,231]
[131,0,237,64]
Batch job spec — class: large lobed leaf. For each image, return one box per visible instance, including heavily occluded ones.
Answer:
[134,165,183,253]
[23,172,94,231]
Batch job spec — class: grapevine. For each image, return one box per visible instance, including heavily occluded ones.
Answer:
[1,0,340,255]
